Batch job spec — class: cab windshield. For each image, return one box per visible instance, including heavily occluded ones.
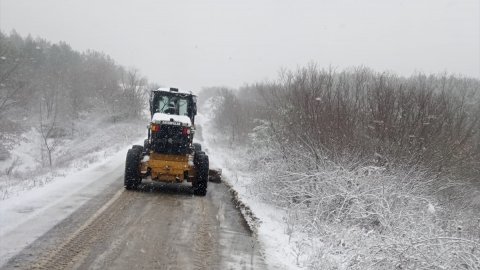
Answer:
[157,96,189,116]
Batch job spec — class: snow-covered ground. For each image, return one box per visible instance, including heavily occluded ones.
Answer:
[196,109,302,269]
[0,116,146,266]
[0,107,278,268]
[197,98,480,269]
[0,116,146,199]
[5,99,476,269]
[0,144,139,266]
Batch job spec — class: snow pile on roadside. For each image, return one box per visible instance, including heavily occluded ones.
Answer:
[200,141,308,269]
[0,116,146,200]
[196,111,303,270]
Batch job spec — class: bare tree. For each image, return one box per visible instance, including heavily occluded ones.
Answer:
[119,67,148,119]
[38,87,60,168]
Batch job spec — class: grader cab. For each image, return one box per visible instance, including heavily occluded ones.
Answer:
[124,87,219,196]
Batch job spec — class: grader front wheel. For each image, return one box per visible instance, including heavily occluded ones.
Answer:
[124,146,143,190]
[193,153,209,196]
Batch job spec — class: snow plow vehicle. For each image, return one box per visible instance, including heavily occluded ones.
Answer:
[124,87,220,196]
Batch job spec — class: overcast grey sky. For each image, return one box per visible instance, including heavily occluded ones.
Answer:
[1,0,479,91]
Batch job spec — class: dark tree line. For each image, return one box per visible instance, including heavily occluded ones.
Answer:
[0,31,153,166]
[207,65,480,179]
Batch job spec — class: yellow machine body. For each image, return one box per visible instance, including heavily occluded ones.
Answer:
[140,153,196,183]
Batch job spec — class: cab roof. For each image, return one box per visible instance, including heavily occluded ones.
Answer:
[153,87,196,96]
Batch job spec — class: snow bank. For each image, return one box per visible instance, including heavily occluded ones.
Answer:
[196,107,302,270]
[0,116,146,200]
[0,143,138,266]
[0,113,147,266]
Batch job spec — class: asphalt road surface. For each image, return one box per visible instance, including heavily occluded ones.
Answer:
[1,178,266,270]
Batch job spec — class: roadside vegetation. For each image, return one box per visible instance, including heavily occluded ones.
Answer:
[0,31,154,198]
[204,64,480,269]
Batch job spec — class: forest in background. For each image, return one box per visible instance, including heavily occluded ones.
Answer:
[203,65,480,268]
[0,31,154,167]
[205,65,480,179]
[0,31,155,199]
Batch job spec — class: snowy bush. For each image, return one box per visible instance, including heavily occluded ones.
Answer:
[204,64,480,269]
[244,144,480,269]
[205,65,480,179]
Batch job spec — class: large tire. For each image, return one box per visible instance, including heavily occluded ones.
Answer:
[193,153,209,196]
[124,146,143,190]
[132,144,143,153]
[193,143,202,153]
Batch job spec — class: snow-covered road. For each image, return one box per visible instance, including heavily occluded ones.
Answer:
[0,144,266,269]
[0,145,132,267]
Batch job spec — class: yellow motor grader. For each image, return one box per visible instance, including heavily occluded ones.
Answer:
[124,87,219,196]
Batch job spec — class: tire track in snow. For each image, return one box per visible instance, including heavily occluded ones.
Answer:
[28,189,127,269]
[193,201,218,269]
